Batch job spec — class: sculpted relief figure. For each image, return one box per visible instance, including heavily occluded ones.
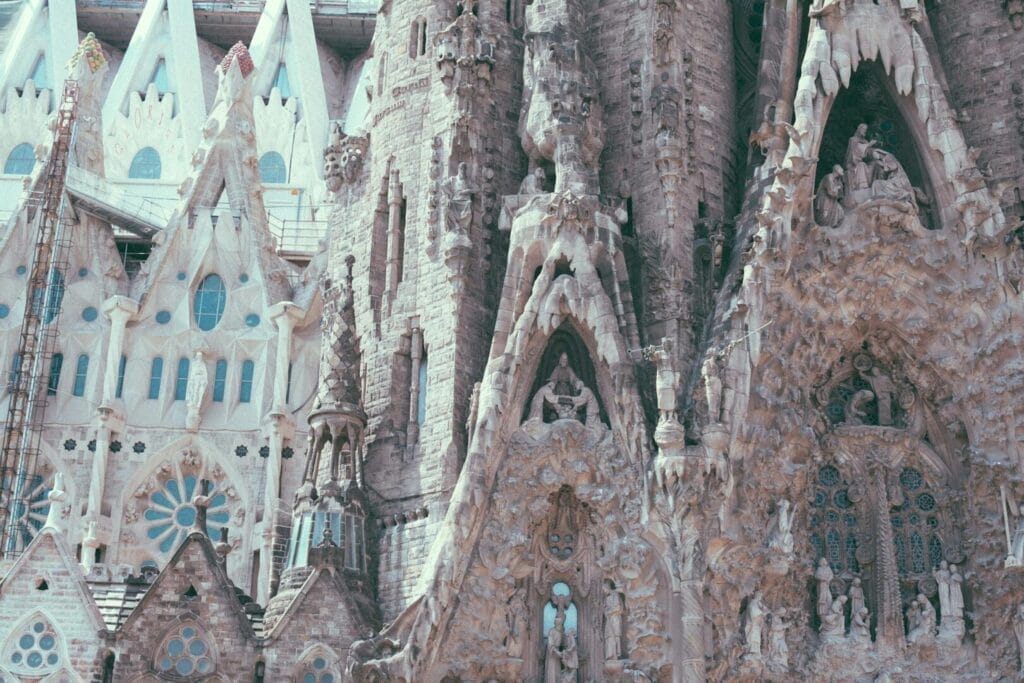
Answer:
[442,162,477,236]
[519,166,547,194]
[820,595,848,643]
[528,353,601,428]
[850,607,872,645]
[185,351,208,432]
[702,350,725,425]
[814,165,846,228]
[766,609,789,672]
[847,577,866,619]
[768,499,794,554]
[544,616,565,683]
[744,591,766,657]
[908,594,937,645]
[841,123,927,217]
[815,558,834,619]
[505,585,529,658]
[604,580,624,660]
[642,338,680,423]
[844,123,878,205]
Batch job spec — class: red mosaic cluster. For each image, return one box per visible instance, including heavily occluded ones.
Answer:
[219,42,254,78]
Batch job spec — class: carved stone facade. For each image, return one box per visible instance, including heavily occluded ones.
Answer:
[0,0,1023,681]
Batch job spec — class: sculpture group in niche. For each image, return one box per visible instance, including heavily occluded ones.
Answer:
[814,123,928,228]
[528,353,601,428]
[543,585,579,683]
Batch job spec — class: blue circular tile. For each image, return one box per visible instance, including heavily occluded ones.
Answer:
[176,271,187,281]
[78,267,88,277]
[239,273,249,283]
[155,310,171,324]
[16,265,26,275]
[245,313,260,327]
[0,304,9,319]
[82,306,98,322]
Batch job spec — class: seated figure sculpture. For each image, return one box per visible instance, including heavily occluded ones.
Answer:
[840,123,927,219]
[528,352,601,428]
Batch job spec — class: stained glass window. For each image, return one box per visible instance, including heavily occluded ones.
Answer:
[213,359,227,402]
[47,353,62,396]
[1,473,50,553]
[239,360,254,403]
[174,357,189,401]
[193,274,226,331]
[809,464,861,575]
[143,474,231,554]
[115,355,126,399]
[155,623,214,678]
[72,355,89,397]
[128,147,162,180]
[890,466,944,578]
[297,654,338,683]
[148,357,163,399]
[258,152,287,184]
[3,616,62,676]
[272,63,291,98]
[151,58,170,94]
[3,143,35,175]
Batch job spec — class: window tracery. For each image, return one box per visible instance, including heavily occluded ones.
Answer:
[294,649,341,683]
[2,615,64,677]
[154,623,215,678]
[142,472,231,554]
[890,466,944,579]
[193,274,226,331]
[1,471,51,552]
[809,464,861,577]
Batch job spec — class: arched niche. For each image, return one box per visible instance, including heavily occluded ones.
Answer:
[521,327,608,426]
[814,61,941,229]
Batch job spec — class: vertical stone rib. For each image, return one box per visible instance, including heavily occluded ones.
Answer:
[872,468,905,653]
[678,579,707,682]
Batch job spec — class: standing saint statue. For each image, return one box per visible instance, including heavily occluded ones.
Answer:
[442,161,477,236]
[844,123,877,204]
[847,577,866,619]
[505,585,528,658]
[814,164,846,227]
[702,350,724,424]
[560,629,579,683]
[185,351,208,432]
[604,580,624,660]
[544,616,565,683]
[643,337,680,423]
[766,609,789,671]
[815,558,834,619]
[744,591,766,657]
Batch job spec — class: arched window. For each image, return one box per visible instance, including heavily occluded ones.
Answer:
[2,614,64,677]
[542,582,579,672]
[238,360,254,403]
[144,474,230,554]
[272,63,291,98]
[127,147,162,180]
[46,353,63,396]
[409,18,427,58]
[154,622,215,678]
[891,466,944,578]
[148,357,164,399]
[258,152,287,184]
[809,464,861,577]
[193,274,227,331]
[115,355,127,399]
[72,355,89,397]
[174,357,190,401]
[344,511,365,571]
[4,143,36,175]
[416,349,428,426]
[212,359,227,402]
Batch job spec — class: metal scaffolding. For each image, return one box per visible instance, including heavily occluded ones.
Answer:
[0,80,79,558]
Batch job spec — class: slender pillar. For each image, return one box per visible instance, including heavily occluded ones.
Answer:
[407,319,423,453]
[100,296,139,404]
[774,0,801,125]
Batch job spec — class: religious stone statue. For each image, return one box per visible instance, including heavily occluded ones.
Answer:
[42,472,67,532]
[815,558,834,619]
[845,389,875,426]
[768,499,794,554]
[848,577,866,619]
[940,564,966,641]
[544,616,565,683]
[850,606,872,645]
[1008,503,1024,567]
[604,580,624,660]
[933,561,951,617]
[1015,603,1024,676]
[528,352,601,427]
[820,595,848,642]
[701,350,724,424]
[185,351,208,432]
[844,123,878,205]
[766,609,789,672]
[870,148,916,206]
[505,585,528,658]
[744,591,766,657]
[442,162,477,236]
[560,629,579,682]
[859,365,896,426]
[908,594,936,645]
[643,338,680,423]
[814,164,846,228]
[519,166,547,194]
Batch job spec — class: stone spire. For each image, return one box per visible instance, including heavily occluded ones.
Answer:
[313,255,362,412]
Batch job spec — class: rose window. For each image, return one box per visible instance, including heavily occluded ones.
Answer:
[1,472,51,553]
[155,624,214,678]
[3,617,62,676]
[298,656,337,683]
[143,474,231,554]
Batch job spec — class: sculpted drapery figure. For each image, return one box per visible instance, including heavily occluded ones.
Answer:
[820,595,848,642]
[814,164,846,227]
[844,123,877,203]
[768,499,794,554]
[815,558,834,619]
[643,337,679,422]
[505,586,528,658]
[560,629,579,682]
[528,352,600,427]
[870,148,916,205]
[908,594,936,644]
[702,350,725,424]
[745,591,766,657]
[519,166,546,194]
[185,350,208,432]
[603,581,624,660]
[442,162,477,236]
[1010,503,1024,566]
[847,577,865,619]
[766,610,789,672]
[850,607,872,645]
[544,616,565,683]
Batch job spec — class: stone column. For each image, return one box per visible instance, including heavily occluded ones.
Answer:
[100,296,139,403]
[385,167,404,311]
[774,0,801,126]
[267,302,302,412]
[678,579,706,683]
[406,319,423,453]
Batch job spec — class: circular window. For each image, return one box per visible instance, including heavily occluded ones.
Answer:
[156,624,214,677]
[82,307,98,322]
[239,273,249,283]
[155,310,171,324]
[4,617,62,675]
[143,474,232,554]
[245,313,260,327]
[194,274,227,331]
[0,304,9,319]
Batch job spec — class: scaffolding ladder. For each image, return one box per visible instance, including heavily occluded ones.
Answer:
[0,81,79,558]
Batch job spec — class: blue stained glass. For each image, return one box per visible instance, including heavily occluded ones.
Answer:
[174,357,189,400]
[148,357,163,398]
[151,490,173,509]
[116,355,126,398]
[929,535,943,568]
[258,152,287,183]
[165,479,180,502]
[239,273,249,283]
[819,465,840,486]
[82,307,98,322]
[19,635,33,649]
[894,535,906,574]
[210,493,227,508]
[183,475,197,500]
[174,506,196,527]
[846,534,860,573]
[147,523,172,539]
[826,530,841,567]
[155,310,171,324]
[304,674,316,683]
[833,489,851,508]
[128,147,162,180]
[272,63,291,98]
[910,531,926,574]
[167,639,184,657]
[78,267,88,277]
[151,58,170,93]
[0,304,9,318]
[208,511,230,524]
[144,508,166,521]
[72,354,89,397]
[47,353,62,396]
[159,531,178,553]
[27,652,42,667]
[29,53,48,89]
[812,490,827,508]
[213,359,227,402]
[917,493,936,511]
[177,271,187,281]
[239,360,254,403]
[900,467,923,491]
[245,313,260,327]
[4,143,35,175]
[194,274,226,331]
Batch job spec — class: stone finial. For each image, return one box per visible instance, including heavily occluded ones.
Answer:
[219,42,255,78]
[313,257,363,410]
[42,473,67,533]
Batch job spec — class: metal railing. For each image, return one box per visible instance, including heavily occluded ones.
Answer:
[268,216,327,256]
[65,166,170,236]
[78,0,375,13]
